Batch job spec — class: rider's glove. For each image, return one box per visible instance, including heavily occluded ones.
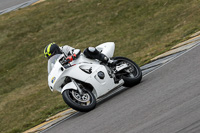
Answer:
[66,54,77,63]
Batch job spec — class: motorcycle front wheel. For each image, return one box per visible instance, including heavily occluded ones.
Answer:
[113,56,142,87]
[62,89,96,112]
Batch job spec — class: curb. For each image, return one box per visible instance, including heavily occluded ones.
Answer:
[23,109,77,133]
[172,34,200,49]
[151,34,200,61]
[31,0,46,5]
[0,0,41,15]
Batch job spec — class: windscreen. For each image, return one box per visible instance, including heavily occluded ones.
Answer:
[48,54,62,74]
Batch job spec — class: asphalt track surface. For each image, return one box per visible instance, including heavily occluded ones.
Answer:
[44,44,200,133]
[0,0,29,10]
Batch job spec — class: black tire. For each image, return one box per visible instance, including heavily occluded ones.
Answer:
[113,56,142,87]
[62,89,96,112]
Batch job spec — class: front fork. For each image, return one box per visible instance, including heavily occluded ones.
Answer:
[61,78,83,95]
[71,78,83,95]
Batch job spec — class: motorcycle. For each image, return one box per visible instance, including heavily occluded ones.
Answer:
[48,42,142,112]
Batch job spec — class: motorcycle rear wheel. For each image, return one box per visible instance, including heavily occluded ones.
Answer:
[113,56,142,87]
[62,89,96,112]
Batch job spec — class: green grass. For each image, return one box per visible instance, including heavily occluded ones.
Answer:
[1,0,200,132]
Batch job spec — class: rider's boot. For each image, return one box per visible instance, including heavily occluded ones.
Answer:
[99,53,117,67]
[107,59,117,67]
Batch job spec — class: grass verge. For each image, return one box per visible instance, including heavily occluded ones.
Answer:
[0,0,200,132]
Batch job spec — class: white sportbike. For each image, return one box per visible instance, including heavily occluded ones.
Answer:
[48,42,142,112]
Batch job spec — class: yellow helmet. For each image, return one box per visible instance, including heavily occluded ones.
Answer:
[44,42,62,59]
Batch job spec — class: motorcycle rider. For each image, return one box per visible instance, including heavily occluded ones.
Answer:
[44,42,116,73]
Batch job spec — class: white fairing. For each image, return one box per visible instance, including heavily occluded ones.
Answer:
[48,42,123,98]
[96,42,115,58]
